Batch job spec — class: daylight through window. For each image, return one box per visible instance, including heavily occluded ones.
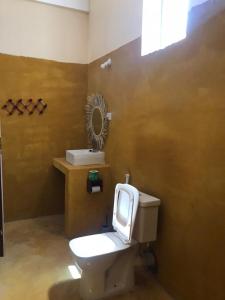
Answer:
[142,0,190,56]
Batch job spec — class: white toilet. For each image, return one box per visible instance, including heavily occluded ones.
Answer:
[69,183,160,300]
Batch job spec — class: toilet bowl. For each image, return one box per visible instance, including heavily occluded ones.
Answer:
[70,231,138,300]
[69,183,160,300]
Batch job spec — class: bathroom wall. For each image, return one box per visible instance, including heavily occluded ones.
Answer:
[0,55,87,221]
[88,0,211,63]
[0,0,89,63]
[0,54,87,221]
[88,0,143,62]
[0,0,88,221]
[88,6,225,300]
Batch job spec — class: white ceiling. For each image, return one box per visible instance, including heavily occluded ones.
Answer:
[32,0,90,13]
[32,0,209,14]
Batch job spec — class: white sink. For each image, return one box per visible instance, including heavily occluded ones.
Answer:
[66,149,105,166]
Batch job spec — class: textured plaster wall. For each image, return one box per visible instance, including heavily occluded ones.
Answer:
[88,9,225,300]
[0,54,87,221]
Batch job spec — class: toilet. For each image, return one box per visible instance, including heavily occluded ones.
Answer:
[69,183,160,300]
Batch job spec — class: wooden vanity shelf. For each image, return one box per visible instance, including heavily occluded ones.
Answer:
[53,158,112,239]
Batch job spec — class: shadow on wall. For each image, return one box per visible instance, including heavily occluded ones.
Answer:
[188,0,225,32]
[48,279,80,300]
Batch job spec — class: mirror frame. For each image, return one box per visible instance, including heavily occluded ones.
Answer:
[85,94,109,150]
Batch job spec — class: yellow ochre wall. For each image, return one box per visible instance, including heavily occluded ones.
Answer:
[88,10,225,300]
[0,54,87,221]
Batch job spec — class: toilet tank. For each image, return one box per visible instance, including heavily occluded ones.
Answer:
[133,192,160,243]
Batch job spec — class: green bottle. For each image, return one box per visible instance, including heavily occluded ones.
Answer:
[88,170,100,183]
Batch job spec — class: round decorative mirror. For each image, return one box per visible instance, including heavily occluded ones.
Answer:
[92,108,102,136]
[86,94,109,150]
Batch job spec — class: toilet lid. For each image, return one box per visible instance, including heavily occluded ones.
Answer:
[69,232,130,258]
[112,184,139,244]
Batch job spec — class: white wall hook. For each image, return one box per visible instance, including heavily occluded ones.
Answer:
[100,58,112,69]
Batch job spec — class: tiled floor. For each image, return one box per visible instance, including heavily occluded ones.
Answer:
[0,215,173,300]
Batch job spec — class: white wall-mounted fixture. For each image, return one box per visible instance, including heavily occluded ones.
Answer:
[32,0,90,13]
[100,58,112,70]
[106,113,112,121]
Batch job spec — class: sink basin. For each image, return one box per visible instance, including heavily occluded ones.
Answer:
[66,149,105,166]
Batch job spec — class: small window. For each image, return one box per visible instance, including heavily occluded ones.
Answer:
[141,0,190,56]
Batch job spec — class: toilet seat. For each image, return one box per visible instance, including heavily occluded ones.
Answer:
[69,232,131,258]
[112,184,139,244]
